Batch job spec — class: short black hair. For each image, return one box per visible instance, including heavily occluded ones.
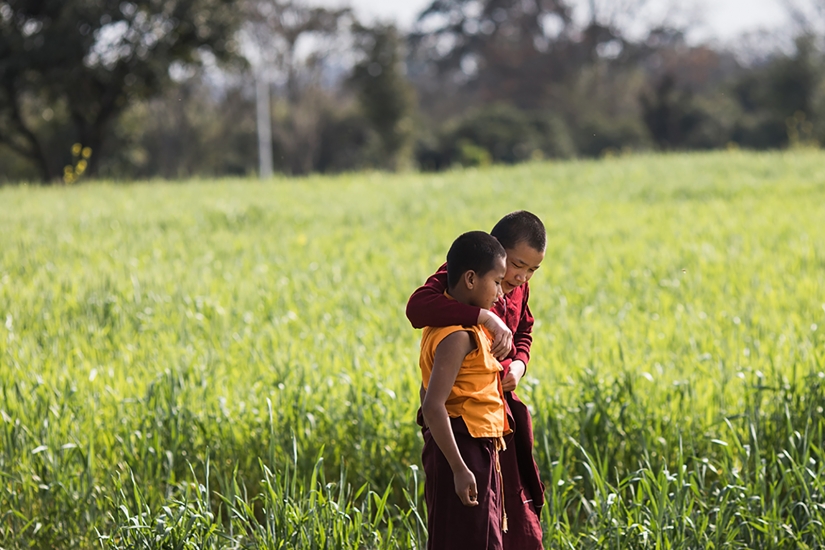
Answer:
[446,231,506,289]
[490,210,546,251]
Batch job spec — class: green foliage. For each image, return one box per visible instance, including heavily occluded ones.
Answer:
[0,0,242,181]
[104,78,258,179]
[572,112,651,157]
[351,23,416,171]
[640,74,709,150]
[2,151,825,548]
[316,108,375,173]
[731,36,824,149]
[0,145,38,182]
[450,103,541,164]
[456,139,492,167]
[418,104,576,169]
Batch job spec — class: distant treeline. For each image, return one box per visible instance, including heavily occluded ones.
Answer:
[1,0,824,182]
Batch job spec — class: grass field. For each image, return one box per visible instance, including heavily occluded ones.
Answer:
[2,150,825,549]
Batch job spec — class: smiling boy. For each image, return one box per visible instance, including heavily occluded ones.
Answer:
[408,211,546,549]
[419,230,511,549]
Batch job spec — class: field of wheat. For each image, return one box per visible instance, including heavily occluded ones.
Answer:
[2,150,825,549]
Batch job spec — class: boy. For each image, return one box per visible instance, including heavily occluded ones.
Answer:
[408,211,546,550]
[419,230,511,549]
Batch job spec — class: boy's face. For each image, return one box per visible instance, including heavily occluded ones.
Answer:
[502,241,545,294]
[468,255,507,310]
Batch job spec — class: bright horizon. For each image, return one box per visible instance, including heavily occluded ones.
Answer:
[314,0,789,43]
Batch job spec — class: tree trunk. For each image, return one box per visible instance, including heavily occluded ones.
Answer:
[3,84,55,182]
[19,132,53,183]
[74,98,116,179]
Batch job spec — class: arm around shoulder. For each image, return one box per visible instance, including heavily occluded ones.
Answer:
[406,269,480,329]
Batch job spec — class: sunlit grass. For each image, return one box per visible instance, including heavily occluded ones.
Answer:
[2,149,825,548]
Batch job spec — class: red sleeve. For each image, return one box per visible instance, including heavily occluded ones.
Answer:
[405,263,481,329]
[512,284,534,369]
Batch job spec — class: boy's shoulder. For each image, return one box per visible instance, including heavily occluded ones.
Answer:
[422,324,478,344]
[422,323,484,344]
[421,324,492,359]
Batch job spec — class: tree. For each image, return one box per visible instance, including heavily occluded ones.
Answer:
[640,74,700,149]
[782,0,825,40]
[350,23,415,170]
[408,0,670,110]
[410,0,574,109]
[730,36,822,148]
[241,0,353,175]
[0,0,240,182]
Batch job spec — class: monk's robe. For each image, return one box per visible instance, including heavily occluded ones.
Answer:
[420,324,510,550]
[407,264,544,550]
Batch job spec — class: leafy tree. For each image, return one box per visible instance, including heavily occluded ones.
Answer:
[449,103,539,164]
[409,0,662,109]
[730,36,822,148]
[640,74,702,149]
[415,103,575,170]
[101,74,258,179]
[0,0,240,182]
[410,0,574,109]
[350,23,415,170]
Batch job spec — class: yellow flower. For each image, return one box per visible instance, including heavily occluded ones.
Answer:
[82,147,92,159]
[64,165,74,175]
[71,143,82,156]
[76,160,87,174]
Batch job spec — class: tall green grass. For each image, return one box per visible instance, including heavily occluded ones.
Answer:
[1,150,825,548]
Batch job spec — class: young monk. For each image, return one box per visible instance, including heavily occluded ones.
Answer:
[408,211,546,550]
[419,230,511,549]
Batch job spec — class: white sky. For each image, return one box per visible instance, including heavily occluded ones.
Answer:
[314,0,790,42]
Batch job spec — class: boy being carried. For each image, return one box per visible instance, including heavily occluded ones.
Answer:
[419,231,511,550]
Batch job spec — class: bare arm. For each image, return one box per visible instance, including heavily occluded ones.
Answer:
[422,330,479,507]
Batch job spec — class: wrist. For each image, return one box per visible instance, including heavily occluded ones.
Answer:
[477,309,490,325]
[449,460,471,476]
[514,352,530,367]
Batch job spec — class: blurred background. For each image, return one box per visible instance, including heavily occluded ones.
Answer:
[1,0,824,183]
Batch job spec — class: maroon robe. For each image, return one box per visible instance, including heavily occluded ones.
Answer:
[423,417,504,550]
[407,264,545,550]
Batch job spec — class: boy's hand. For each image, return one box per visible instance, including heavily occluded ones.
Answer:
[501,360,526,392]
[419,384,428,428]
[454,467,479,507]
[478,310,513,360]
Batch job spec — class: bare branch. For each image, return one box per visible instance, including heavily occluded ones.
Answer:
[781,0,825,35]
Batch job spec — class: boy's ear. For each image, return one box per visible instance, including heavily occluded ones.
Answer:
[464,270,476,289]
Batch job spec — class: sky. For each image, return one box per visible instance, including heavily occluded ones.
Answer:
[314,0,790,43]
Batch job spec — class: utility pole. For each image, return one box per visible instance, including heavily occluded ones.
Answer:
[256,71,274,179]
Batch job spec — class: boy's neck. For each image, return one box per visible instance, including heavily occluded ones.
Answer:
[447,285,474,307]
